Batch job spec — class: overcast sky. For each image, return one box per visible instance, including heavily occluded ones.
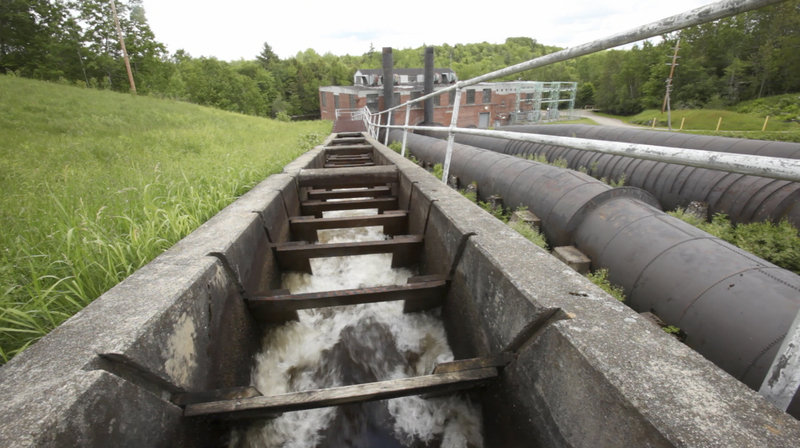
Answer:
[140,0,716,61]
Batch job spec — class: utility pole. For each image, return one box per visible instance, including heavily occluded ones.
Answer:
[109,0,136,94]
[662,39,680,130]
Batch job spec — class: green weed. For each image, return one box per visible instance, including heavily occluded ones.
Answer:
[388,141,403,153]
[587,268,626,302]
[432,163,444,180]
[508,218,548,249]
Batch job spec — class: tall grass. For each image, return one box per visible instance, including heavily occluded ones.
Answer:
[0,75,331,362]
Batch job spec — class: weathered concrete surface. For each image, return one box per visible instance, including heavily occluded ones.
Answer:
[0,144,328,446]
[3,370,185,447]
[372,134,800,447]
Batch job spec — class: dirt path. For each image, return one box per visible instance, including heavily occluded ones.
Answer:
[575,109,640,128]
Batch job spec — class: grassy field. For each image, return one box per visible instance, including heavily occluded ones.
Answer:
[626,108,798,131]
[0,75,331,362]
[599,105,800,142]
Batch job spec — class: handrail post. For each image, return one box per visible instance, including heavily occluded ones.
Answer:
[442,87,462,183]
[401,104,411,157]
[383,111,392,146]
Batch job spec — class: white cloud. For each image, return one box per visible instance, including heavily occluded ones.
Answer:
[141,0,716,60]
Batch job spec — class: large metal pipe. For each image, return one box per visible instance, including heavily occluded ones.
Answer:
[434,128,800,227]
[392,130,800,410]
[506,124,800,159]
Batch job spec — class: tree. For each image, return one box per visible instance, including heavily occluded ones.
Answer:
[256,42,278,70]
[0,0,62,76]
[576,82,595,108]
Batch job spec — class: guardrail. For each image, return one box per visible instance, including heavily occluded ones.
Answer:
[334,108,365,121]
[360,0,799,184]
[360,0,800,411]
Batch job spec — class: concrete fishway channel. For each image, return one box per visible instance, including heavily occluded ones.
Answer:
[2,133,800,446]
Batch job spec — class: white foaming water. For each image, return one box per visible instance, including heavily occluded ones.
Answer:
[238,208,484,448]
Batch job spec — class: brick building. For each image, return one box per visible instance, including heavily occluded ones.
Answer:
[319,68,576,128]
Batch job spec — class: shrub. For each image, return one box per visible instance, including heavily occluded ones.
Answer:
[587,268,626,302]
[669,209,800,274]
[508,218,548,249]
[432,163,443,180]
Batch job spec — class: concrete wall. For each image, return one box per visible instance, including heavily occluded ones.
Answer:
[372,135,800,447]
[0,138,330,447]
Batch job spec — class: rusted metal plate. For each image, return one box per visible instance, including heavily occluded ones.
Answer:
[324,145,373,156]
[328,137,367,146]
[172,386,262,406]
[326,153,371,161]
[300,197,398,217]
[184,366,498,420]
[274,235,423,273]
[323,162,376,168]
[334,132,364,138]
[298,165,397,188]
[432,354,514,374]
[290,210,408,242]
[307,186,392,200]
[247,279,446,321]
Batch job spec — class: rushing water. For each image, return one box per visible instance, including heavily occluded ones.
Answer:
[235,208,483,447]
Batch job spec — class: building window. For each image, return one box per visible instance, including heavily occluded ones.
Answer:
[466,89,475,104]
[393,92,401,107]
[449,91,458,105]
[434,94,441,106]
[482,89,491,103]
[350,94,357,108]
[334,94,340,109]
[321,92,327,107]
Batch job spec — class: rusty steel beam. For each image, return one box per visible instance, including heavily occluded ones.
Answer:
[300,197,398,217]
[274,235,423,273]
[306,186,392,200]
[247,279,446,321]
[289,210,408,242]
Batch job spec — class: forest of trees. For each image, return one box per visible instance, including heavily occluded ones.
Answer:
[1,0,798,117]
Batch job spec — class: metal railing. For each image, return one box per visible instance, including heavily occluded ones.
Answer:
[358,0,800,410]
[335,108,365,121]
[360,0,800,184]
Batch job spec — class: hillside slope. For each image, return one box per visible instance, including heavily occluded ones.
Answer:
[0,75,331,362]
